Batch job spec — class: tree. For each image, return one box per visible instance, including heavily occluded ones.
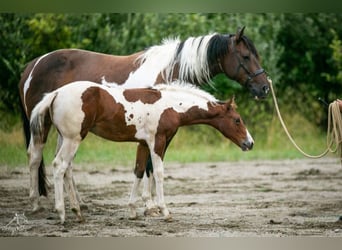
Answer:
[276,13,342,127]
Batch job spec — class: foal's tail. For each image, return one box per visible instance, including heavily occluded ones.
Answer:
[30,91,58,196]
[30,92,57,145]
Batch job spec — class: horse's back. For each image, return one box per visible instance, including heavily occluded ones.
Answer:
[19,48,141,117]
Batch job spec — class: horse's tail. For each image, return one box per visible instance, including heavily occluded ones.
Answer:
[30,91,58,196]
[19,94,49,197]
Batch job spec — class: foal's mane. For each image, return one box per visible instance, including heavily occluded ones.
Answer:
[154,81,218,103]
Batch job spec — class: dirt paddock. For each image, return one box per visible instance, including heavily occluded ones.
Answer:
[1,158,342,236]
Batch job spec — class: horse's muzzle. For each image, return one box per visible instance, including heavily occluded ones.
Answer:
[249,82,270,100]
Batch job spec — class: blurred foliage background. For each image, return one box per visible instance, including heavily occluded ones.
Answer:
[0,13,341,164]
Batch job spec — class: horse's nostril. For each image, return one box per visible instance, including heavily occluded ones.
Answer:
[263,85,270,94]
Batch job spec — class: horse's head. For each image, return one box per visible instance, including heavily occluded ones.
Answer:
[220,27,269,99]
[216,97,254,151]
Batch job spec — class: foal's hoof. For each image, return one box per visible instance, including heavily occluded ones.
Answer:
[144,207,160,217]
[163,214,173,222]
[80,203,89,210]
[30,206,45,214]
[128,215,138,220]
[71,208,84,223]
[77,216,85,223]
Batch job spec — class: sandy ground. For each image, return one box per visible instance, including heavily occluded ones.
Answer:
[1,158,342,237]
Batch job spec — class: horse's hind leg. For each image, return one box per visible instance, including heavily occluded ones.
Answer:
[27,139,45,212]
[53,138,81,224]
[128,142,149,219]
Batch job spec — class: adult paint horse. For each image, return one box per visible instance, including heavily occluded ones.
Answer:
[28,81,254,223]
[19,27,267,209]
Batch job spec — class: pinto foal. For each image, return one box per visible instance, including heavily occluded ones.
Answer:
[28,81,254,223]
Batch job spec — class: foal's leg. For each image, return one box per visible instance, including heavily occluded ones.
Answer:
[53,138,81,224]
[56,134,85,209]
[64,165,84,222]
[142,171,159,216]
[28,138,45,212]
[128,143,150,219]
[149,151,170,220]
[128,178,142,219]
[142,133,177,216]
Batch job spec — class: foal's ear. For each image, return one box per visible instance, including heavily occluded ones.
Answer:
[236,26,246,43]
[226,96,237,110]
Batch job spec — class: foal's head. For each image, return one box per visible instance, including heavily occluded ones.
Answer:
[214,97,254,151]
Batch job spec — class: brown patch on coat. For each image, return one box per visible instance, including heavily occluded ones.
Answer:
[123,88,162,104]
[80,86,138,141]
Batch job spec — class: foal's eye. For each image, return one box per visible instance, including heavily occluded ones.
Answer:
[235,118,241,125]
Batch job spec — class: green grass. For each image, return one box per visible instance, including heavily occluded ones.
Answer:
[0,109,332,170]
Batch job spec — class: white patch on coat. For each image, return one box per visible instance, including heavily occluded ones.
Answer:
[23,52,54,114]
[246,129,254,145]
[49,84,86,140]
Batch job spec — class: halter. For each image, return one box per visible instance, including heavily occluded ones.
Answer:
[231,37,266,86]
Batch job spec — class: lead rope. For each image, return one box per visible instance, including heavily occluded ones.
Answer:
[269,78,342,162]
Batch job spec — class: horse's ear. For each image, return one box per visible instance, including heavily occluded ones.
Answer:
[236,26,245,43]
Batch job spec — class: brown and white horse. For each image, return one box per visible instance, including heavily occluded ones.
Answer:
[19,27,267,210]
[28,81,253,223]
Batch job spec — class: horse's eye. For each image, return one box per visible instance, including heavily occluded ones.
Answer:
[235,118,241,125]
[243,55,250,61]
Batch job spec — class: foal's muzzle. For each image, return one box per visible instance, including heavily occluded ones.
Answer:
[241,131,254,151]
[241,140,254,151]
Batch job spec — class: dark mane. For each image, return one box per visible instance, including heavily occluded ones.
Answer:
[207,34,231,67]
[241,35,259,59]
[206,33,259,66]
